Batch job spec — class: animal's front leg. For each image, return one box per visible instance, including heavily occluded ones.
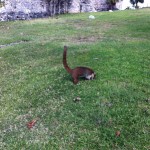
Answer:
[73,78,78,84]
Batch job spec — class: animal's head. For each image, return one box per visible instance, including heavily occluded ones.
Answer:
[88,72,96,80]
[92,72,96,79]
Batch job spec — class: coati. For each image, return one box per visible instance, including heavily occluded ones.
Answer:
[63,46,95,84]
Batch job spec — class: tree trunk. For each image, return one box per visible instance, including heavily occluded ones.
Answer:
[50,0,53,16]
[58,0,61,14]
[53,0,55,16]
[63,0,67,13]
[135,2,138,8]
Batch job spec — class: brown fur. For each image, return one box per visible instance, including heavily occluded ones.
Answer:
[63,46,95,84]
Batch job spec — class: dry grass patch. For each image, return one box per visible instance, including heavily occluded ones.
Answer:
[71,35,103,44]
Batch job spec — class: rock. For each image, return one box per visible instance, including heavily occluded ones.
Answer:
[109,10,113,12]
[89,15,95,19]
[73,97,81,102]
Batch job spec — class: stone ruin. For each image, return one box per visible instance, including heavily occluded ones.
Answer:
[0,0,109,21]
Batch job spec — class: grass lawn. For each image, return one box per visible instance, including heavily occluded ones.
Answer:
[0,8,150,149]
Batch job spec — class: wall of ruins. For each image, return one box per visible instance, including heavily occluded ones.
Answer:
[0,0,109,21]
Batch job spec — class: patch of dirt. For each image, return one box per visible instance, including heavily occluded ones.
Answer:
[71,35,103,44]
[0,40,29,48]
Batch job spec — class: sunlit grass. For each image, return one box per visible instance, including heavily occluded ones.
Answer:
[0,9,150,149]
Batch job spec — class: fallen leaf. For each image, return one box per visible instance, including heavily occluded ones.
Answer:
[115,131,121,137]
[145,98,150,103]
[73,97,81,102]
[27,118,38,129]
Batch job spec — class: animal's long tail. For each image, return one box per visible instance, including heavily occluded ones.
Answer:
[63,46,72,74]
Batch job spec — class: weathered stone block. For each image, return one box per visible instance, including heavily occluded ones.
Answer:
[0,0,109,21]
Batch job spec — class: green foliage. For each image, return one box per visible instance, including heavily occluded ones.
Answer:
[106,0,123,9]
[130,0,144,6]
[0,9,150,149]
[106,0,120,5]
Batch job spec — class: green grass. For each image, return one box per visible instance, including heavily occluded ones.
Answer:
[0,9,150,149]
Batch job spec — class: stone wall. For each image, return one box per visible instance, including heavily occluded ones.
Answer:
[0,0,49,21]
[79,0,108,12]
[0,0,109,21]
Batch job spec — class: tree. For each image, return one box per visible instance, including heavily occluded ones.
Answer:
[106,0,122,10]
[130,0,144,7]
[47,0,71,16]
[0,0,4,8]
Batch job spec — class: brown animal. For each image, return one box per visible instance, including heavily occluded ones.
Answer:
[63,46,95,84]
